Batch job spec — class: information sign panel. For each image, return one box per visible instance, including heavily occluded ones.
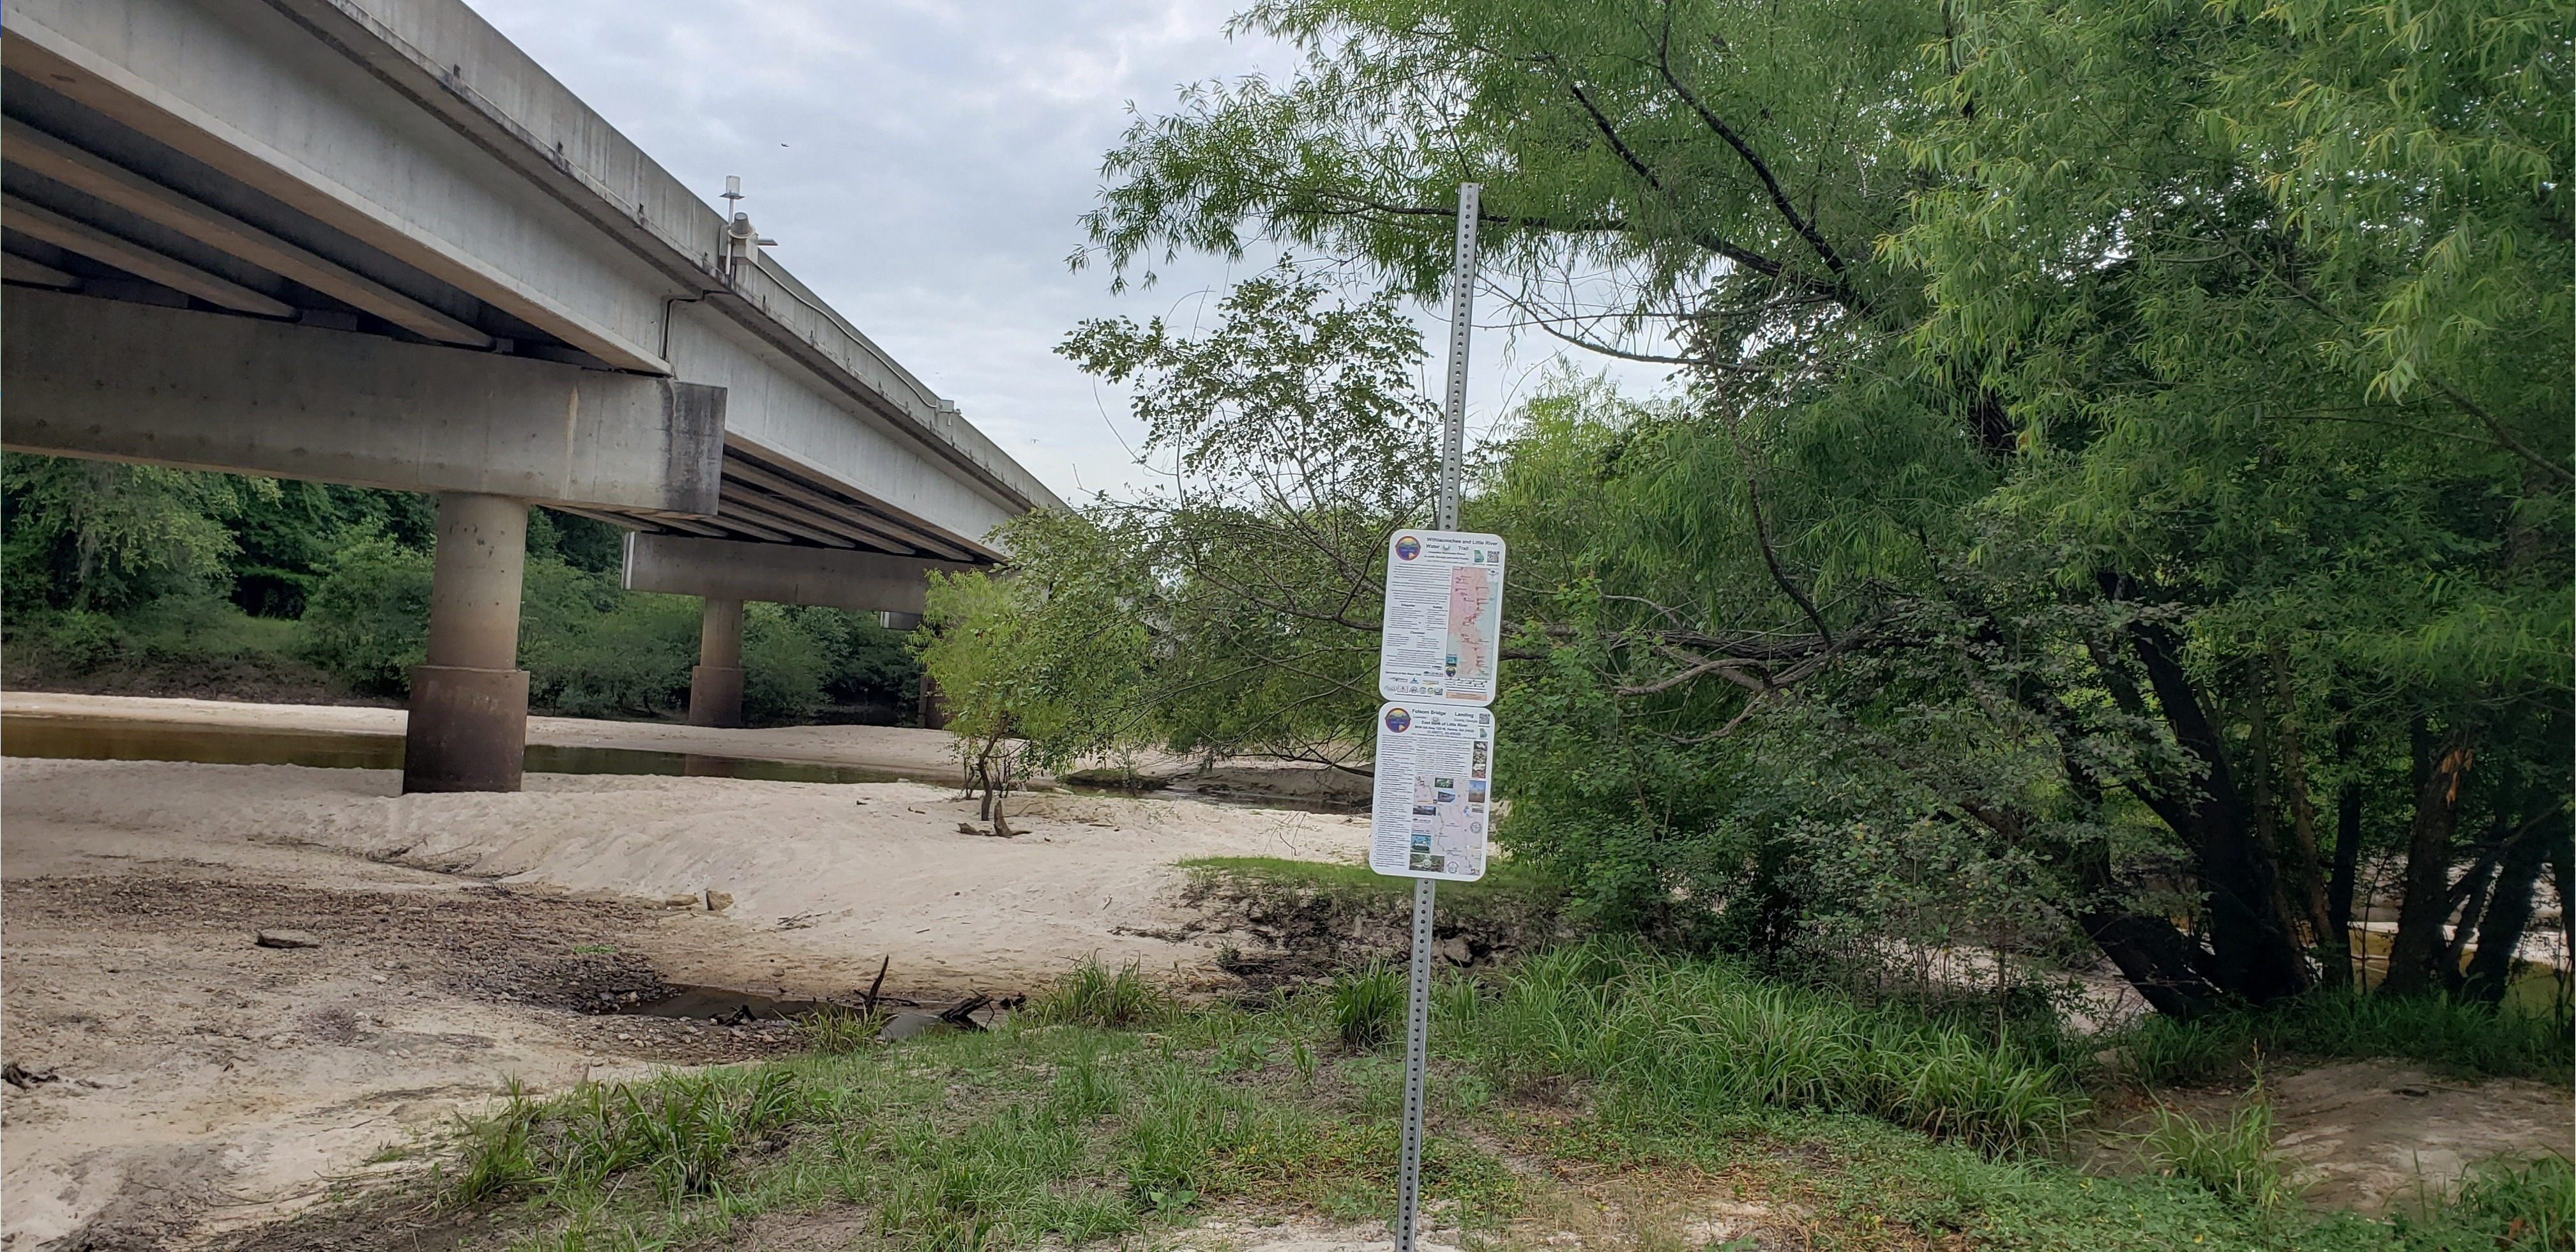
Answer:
[1368,699,1494,882]
[1378,530,1506,705]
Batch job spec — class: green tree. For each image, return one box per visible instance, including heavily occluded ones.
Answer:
[1056,270,1438,771]
[916,509,1153,829]
[1,454,275,611]
[1066,0,2570,1012]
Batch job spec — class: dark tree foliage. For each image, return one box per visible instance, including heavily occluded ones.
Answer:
[1,452,920,726]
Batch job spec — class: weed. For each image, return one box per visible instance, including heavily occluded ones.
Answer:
[1331,960,1406,1051]
[2141,1088,2301,1214]
[2448,1155,2574,1251]
[1432,971,1484,1024]
[2114,990,2571,1086]
[1452,938,2082,1152]
[796,1003,885,1054]
[443,1080,542,1205]
[413,931,2556,1252]
[442,1068,816,1207]
[1047,1046,1125,1118]
[1026,958,1168,1028]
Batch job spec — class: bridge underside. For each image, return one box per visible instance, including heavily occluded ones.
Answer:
[1,0,1052,786]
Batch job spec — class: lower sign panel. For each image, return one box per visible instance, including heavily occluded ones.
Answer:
[1370,699,1494,881]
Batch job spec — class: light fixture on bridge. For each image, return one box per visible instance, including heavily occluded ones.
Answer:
[720,176,778,248]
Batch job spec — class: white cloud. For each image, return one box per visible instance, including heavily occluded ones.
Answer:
[466,0,1673,501]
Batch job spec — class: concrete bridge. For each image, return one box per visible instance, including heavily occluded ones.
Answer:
[1,0,1059,790]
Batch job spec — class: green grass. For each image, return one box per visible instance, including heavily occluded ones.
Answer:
[794,1004,886,1054]
[1437,938,2087,1154]
[2142,1088,2301,1215]
[1024,958,1169,1028]
[2421,1155,2574,1251]
[1179,854,1562,906]
[1330,960,1405,1050]
[412,943,2572,1252]
[1532,1108,2571,1252]
[433,1006,1514,1249]
[2116,989,2573,1087]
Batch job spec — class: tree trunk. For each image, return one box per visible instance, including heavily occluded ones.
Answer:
[2381,728,2473,998]
[2325,726,2363,990]
[2022,660,2229,1019]
[2552,836,2574,988]
[2128,618,2312,1003]
[2056,821,2224,1018]
[2460,818,2559,1004]
[2269,647,2337,966]
[2437,823,2506,995]
[2076,905,2225,1019]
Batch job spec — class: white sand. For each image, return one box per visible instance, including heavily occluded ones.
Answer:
[0,706,1367,1248]
[1,758,1366,993]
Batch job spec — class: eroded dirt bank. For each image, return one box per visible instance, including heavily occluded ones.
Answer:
[1,756,1367,1249]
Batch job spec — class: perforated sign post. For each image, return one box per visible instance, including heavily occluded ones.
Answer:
[1374,183,1485,1252]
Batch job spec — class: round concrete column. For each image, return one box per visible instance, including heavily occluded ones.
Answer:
[402,492,530,793]
[688,597,746,728]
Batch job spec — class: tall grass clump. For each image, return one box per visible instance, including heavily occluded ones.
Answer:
[1027,958,1169,1028]
[2142,1090,2300,1214]
[1441,939,2082,1152]
[2438,1155,2573,1250]
[2117,990,2572,1086]
[1331,961,1406,1051]
[441,1067,817,1207]
[796,1002,885,1054]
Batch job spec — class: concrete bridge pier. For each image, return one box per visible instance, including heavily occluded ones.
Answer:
[625,533,978,728]
[402,492,531,793]
[689,597,748,728]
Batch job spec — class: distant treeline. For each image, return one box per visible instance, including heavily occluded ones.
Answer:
[0,452,919,724]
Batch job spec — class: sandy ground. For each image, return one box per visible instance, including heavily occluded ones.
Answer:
[1,752,1367,1250]
[2,695,2566,1247]
[2086,1061,2576,1214]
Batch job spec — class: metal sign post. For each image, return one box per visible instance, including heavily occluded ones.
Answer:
[1393,181,1480,1252]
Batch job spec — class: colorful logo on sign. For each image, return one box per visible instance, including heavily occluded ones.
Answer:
[1384,708,1411,733]
[1394,536,1421,561]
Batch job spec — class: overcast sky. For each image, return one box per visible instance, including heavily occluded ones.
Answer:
[464,0,1672,501]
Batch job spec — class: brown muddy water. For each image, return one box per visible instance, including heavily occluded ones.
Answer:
[0,711,1364,812]
[0,712,913,784]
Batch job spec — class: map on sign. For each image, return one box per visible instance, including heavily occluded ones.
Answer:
[1368,700,1493,881]
[1379,530,1506,704]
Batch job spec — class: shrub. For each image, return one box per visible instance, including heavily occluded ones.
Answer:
[299,537,432,694]
[519,562,697,717]
[26,608,128,672]
[741,602,827,724]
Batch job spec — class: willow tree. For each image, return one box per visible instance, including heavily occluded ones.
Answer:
[1893,0,2572,1002]
[1066,0,2570,1011]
